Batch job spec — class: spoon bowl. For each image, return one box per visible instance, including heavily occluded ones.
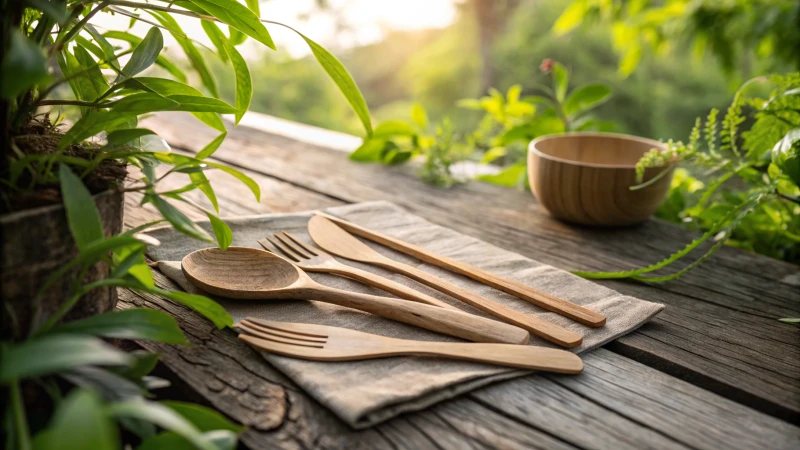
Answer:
[182,247,304,299]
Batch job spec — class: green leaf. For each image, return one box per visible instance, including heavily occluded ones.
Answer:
[127,78,227,130]
[772,129,800,185]
[118,351,160,380]
[75,36,105,64]
[779,318,800,324]
[105,128,157,149]
[619,43,642,77]
[411,104,428,128]
[553,0,588,35]
[564,83,611,117]
[190,0,275,49]
[149,194,214,242]
[35,390,119,450]
[109,399,217,450]
[85,24,121,71]
[481,147,508,164]
[162,401,243,432]
[373,121,416,138]
[196,133,227,159]
[205,162,260,201]
[137,431,238,450]
[148,288,233,329]
[207,214,232,250]
[51,309,189,344]
[552,62,569,103]
[0,335,132,382]
[74,44,109,96]
[148,12,217,96]
[222,37,252,124]
[244,0,260,16]
[27,0,69,24]
[59,165,104,249]
[290,28,372,136]
[167,95,239,113]
[58,49,99,108]
[118,27,163,81]
[59,110,141,149]
[104,31,185,82]
[1,29,49,98]
[201,21,229,62]
[63,366,145,401]
[190,171,219,213]
[349,138,386,162]
[478,163,527,187]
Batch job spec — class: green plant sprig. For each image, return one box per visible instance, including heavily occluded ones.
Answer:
[575,74,800,286]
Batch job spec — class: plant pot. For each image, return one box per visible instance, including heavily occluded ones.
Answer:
[1,189,124,339]
[528,132,674,226]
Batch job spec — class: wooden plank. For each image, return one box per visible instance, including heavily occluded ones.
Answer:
[116,269,800,450]
[140,112,800,421]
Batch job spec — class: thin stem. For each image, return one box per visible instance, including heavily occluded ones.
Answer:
[51,1,111,56]
[108,1,216,21]
[38,99,113,108]
[779,193,800,205]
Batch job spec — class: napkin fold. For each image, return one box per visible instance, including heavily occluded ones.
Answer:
[147,201,664,428]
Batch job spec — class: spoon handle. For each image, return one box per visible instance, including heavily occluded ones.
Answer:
[325,264,459,311]
[305,285,531,345]
[377,260,583,348]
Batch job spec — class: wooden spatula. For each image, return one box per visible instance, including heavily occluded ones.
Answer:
[238,318,583,374]
[307,216,583,348]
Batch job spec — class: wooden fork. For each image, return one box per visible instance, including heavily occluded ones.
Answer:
[237,318,583,374]
[258,232,458,310]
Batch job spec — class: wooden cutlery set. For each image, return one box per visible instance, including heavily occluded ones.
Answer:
[181,214,606,375]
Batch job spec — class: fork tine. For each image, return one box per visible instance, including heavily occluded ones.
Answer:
[257,239,279,256]
[239,335,325,355]
[243,318,329,339]
[282,231,319,256]
[262,236,302,262]
[240,320,327,343]
[274,233,312,259]
[239,323,325,348]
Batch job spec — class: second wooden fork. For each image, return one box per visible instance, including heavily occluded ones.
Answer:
[259,231,458,310]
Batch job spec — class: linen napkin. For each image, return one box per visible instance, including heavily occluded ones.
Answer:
[147,201,664,428]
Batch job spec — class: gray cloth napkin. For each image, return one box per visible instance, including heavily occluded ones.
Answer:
[147,201,664,428]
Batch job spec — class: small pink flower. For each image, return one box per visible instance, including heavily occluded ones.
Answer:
[540,58,554,73]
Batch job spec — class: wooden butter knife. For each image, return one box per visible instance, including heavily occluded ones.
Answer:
[314,212,606,328]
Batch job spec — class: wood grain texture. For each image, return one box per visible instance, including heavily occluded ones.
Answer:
[237,318,583,374]
[139,112,799,422]
[181,247,530,345]
[528,133,674,226]
[308,215,583,348]
[116,274,800,450]
[314,212,606,326]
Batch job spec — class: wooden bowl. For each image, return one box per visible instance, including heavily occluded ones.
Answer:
[527,132,674,226]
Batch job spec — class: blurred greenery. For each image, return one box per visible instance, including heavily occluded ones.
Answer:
[205,0,800,270]
[211,0,788,142]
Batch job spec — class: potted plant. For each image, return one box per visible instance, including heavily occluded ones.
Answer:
[0,1,372,448]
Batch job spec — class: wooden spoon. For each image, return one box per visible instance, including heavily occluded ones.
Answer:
[308,216,583,348]
[181,247,530,345]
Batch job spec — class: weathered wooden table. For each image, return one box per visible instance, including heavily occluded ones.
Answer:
[120,112,800,449]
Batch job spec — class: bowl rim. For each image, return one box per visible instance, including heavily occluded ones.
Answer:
[528,131,666,169]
